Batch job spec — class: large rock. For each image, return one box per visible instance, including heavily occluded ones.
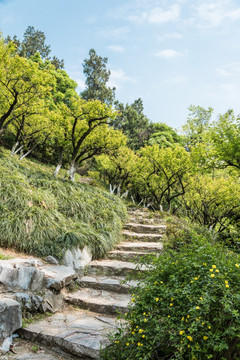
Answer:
[41,265,77,291]
[62,246,92,270]
[0,260,44,292]
[0,298,22,343]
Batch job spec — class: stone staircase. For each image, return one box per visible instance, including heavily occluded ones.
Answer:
[20,209,166,359]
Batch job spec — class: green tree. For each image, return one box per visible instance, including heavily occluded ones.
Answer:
[182,105,213,148]
[134,145,192,210]
[5,26,64,69]
[114,99,151,150]
[81,48,115,104]
[148,122,182,147]
[210,110,240,170]
[0,39,54,137]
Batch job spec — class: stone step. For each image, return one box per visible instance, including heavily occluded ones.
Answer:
[76,275,137,294]
[116,241,163,253]
[124,222,166,234]
[86,259,147,277]
[107,250,150,261]
[64,288,130,315]
[122,230,163,242]
[20,308,120,359]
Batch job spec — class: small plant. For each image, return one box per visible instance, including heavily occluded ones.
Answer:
[31,345,39,353]
[103,234,240,359]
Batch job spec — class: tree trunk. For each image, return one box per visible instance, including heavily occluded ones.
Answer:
[11,142,20,155]
[54,149,63,177]
[69,160,77,182]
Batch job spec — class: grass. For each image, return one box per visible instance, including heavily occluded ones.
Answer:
[0,147,127,260]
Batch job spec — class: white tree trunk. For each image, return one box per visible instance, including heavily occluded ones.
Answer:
[121,190,129,199]
[69,162,76,182]
[20,149,32,160]
[54,163,62,178]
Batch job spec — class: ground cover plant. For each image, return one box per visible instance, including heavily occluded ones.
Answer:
[102,231,240,360]
[0,147,127,259]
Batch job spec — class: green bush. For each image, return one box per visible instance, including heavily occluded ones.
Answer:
[0,148,127,259]
[103,235,240,359]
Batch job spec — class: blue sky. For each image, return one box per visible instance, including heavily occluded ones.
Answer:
[1,0,240,130]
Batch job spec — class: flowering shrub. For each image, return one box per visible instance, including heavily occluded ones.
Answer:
[102,236,240,359]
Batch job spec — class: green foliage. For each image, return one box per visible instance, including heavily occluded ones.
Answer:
[210,110,240,170]
[182,174,240,233]
[81,48,115,104]
[104,235,240,360]
[0,148,127,260]
[114,99,151,150]
[182,105,213,148]
[134,145,192,210]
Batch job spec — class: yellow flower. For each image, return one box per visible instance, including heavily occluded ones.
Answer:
[202,322,205,325]
[126,342,130,346]
[139,329,144,333]
[225,280,228,285]
[210,274,215,278]
[168,315,171,318]
[187,336,193,342]
[154,281,158,285]
[203,336,208,340]
[170,303,173,306]
[203,263,207,266]
[188,345,191,348]
[210,269,214,272]
[226,284,229,288]
[171,297,174,301]
[235,264,239,268]
[179,330,185,335]
[187,315,190,318]
[194,277,198,280]
[208,326,211,329]
[142,335,145,338]
[196,306,200,310]
[199,297,203,300]
[215,269,219,273]
[160,281,163,284]
[132,331,135,334]
[144,318,147,322]
[155,298,159,302]
[181,317,184,321]
[131,298,135,302]
[212,265,217,269]
[115,341,119,344]
[136,326,139,329]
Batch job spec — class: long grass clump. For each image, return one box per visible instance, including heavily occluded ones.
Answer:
[0,147,127,260]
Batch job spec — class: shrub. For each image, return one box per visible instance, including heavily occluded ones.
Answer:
[103,235,240,359]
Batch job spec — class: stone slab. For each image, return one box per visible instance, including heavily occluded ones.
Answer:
[77,275,136,293]
[64,288,130,315]
[122,230,163,242]
[20,309,120,359]
[41,266,77,291]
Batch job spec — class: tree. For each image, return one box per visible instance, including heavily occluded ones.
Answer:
[148,122,182,147]
[182,105,213,148]
[182,174,240,232]
[81,48,115,104]
[5,26,64,69]
[134,145,192,210]
[113,99,151,150]
[0,39,54,137]
[210,110,240,170]
[62,96,123,181]
[94,146,137,197]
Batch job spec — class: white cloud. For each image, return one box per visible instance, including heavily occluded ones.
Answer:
[158,32,183,41]
[107,45,125,53]
[193,1,240,28]
[108,68,135,89]
[216,62,240,77]
[127,4,180,25]
[100,26,130,39]
[164,75,187,84]
[156,49,183,59]
[67,71,86,91]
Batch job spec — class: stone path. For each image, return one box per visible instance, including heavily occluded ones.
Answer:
[18,209,166,359]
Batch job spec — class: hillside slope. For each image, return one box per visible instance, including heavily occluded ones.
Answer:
[0,148,127,260]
